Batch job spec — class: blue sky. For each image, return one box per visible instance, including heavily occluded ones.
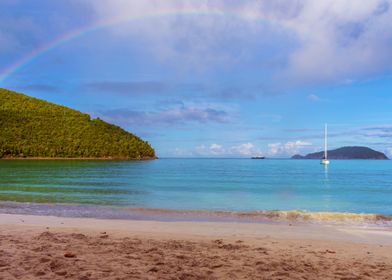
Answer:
[1,0,392,158]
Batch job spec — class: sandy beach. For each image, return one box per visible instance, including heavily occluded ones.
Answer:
[1,214,392,279]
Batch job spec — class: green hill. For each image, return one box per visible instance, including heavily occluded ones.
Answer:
[0,88,156,159]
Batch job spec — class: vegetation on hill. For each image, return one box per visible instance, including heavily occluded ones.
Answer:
[292,146,388,160]
[0,88,156,159]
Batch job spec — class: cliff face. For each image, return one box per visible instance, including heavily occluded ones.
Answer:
[0,88,156,159]
[292,146,388,160]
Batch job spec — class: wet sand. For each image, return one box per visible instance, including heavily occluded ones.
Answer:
[1,214,392,279]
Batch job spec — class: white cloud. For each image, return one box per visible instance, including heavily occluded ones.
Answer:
[89,0,268,71]
[88,0,392,87]
[229,142,260,156]
[267,140,312,157]
[272,0,392,85]
[194,142,262,156]
[194,141,312,157]
[209,143,224,155]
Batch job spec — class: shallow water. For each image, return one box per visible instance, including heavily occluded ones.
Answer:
[0,159,391,217]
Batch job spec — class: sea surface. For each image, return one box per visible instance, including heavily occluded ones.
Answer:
[0,159,391,224]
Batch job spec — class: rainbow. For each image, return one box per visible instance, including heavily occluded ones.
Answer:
[0,7,283,83]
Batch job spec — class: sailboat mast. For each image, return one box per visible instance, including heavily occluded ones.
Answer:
[324,124,328,159]
[320,124,330,164]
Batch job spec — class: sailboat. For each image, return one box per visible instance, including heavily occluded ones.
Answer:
[320,124,330,165]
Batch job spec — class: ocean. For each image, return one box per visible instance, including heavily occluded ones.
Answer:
[0,158,391,224]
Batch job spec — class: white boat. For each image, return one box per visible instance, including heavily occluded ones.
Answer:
[320,123,330,165]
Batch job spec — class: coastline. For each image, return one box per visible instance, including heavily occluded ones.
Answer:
[1,201,391,227]
[1,213,392,279]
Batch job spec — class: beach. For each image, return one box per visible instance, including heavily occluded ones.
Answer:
[1,214,392,279]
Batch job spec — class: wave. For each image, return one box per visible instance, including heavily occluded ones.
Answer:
[125,208,392,225]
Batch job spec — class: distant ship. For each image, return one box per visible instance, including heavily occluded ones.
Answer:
[251,156,265,159]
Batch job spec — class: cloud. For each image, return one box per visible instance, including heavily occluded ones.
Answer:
[194,142,261,157]
[362,125,392,132]
[360,125,392,138]
[209,143,225,155]
[267,140,312,157]
[4,0,392,101]
[229,142,259,156]
[83,81,169,95]
[277,0,392,86]
[88,0,392,88]
[96,105,230,127]
[88,0,295,77]
[275,126,392,153]
[84,80,262,102]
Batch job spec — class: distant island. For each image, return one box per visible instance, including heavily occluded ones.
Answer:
[0,88,156,160]
[292,146,388,160]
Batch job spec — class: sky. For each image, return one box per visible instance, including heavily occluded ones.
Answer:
[1,0,392,158]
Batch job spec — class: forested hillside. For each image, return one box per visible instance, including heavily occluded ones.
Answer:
[0,88,156,159]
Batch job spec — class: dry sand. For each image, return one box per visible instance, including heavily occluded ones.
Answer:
[1,214,392,279]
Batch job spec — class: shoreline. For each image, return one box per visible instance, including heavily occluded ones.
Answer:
[1,201,391,228]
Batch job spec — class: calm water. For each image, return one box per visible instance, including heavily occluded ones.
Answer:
[0,159,391,215]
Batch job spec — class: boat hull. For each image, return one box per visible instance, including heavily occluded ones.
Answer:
[320,159,330,165]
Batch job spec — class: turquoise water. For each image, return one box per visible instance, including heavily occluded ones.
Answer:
[0,159,391,215]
